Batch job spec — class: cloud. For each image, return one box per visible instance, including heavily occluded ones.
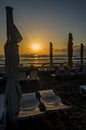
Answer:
[73,45,86,56]
[73,45,80,54]
[54,48,67,53]
[54,45,86,56]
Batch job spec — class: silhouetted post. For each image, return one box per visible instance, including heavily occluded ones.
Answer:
[80,43,84,66]
[67,33,73,70]
[5,6,23,78]
[4,6,23,122]
[50,42,53,66]
[5,6,14,41]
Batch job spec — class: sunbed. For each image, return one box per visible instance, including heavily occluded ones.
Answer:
[28,70,40,81]
[18,72,27,82]
[79,85,86,96]
[39,89,71,112]
[16,92,44,120]
[0,94,6,130]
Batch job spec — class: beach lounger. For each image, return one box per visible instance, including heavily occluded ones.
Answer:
[39,89,71,112]
[18,72,27,82]
[79,85,86,96]
[0,94,6,130]
[28,70,40,81]
[16,92,44,120]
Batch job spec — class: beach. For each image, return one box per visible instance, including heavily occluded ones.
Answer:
[0,68,86,130]
[0,2,86,130]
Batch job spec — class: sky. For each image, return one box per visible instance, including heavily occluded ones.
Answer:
[0,0,86,55]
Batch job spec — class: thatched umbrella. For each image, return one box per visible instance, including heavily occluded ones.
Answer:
[4,6,23,122]
[67,33,73,70]
[50,42,53,66]
[80,43,84,66]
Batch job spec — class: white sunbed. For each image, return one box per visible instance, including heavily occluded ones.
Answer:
[39,89,71,112]
[0,94,6,130]
[79,85,86,96]
[16,92,44,120]
[28,70,40,81]
[18,72,27,82]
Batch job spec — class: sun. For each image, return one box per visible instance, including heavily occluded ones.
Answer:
[32,44,40,51]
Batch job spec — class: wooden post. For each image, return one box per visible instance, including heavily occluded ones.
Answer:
[80,43,84,66]
[50,42,53,66]
[67,33,73,70]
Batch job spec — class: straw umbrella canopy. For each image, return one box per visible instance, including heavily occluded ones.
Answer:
[67,33,73,71]
[4,6,23,121]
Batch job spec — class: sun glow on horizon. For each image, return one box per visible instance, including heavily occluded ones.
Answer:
[31,44,40,51]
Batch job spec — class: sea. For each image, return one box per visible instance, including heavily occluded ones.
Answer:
[0,54,86,68]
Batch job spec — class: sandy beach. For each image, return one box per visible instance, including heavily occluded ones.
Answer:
[0,69,86,130]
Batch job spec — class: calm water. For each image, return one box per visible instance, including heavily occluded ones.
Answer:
[0,55,86,67]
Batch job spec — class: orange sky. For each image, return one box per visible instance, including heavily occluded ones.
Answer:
[0,0,86,56]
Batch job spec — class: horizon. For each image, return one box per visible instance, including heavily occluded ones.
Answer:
[0,53,86,58]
